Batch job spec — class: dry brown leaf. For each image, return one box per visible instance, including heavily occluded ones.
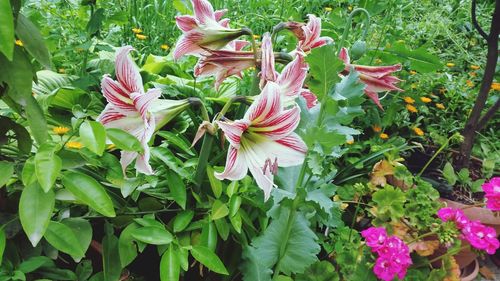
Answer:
[391,222,410,238]
[479,266,495,280]
[411,240,440,256]
[370,160,394,186]
[443,257,460,281]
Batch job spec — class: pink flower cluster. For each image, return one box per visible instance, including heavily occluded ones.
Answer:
[482,177,500,211]
[361,227,412,281]
[437,207,499,254]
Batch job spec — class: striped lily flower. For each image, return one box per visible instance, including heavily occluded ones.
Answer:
[284,14,333,53]
[215,82,307,200]
[173,0,246,59]
[97,46,161,175]
[339,47,402,109]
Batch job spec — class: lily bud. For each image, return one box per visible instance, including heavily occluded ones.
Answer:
[150,99,190,130]
[350,40,366,60]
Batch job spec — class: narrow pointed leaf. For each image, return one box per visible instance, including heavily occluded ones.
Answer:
[190,245,229,275]
[131,227,173,245]
[19,183,54,246]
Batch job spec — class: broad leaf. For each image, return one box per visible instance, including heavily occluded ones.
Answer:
[207,165,223,198]
[190,245,229,275]
[160,244,180,281]
[44,221,85,258]
[19,183,55,246]
[26,96,49,144]
[0,0,14,59]
[0,161,14,187]
[118,223,139,268]
[376,43,442,73]
[61,218,92,261]
[80,121,106,156]
[305,44,344,101]
[102,227,122,281]
[106,128,143,152]
[131,227,173,245]
[0,227,6,265]
[173,210,194,233]
[62,171,116,217]
[0,47,33,105]
[165,169,186,209]
[15,14,51,68]
[211,200,229,221]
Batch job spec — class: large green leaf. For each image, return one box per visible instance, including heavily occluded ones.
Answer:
[305,44,344,101]
[0,47,33,105]
[35,143,61,192]
[15,14,51,68]
[106,128,143,152]
[211,200,229,221]
[61,171,116,217]
[242,208,320,280]
[19,183,55,246]
[207,165,222,198]
[0,161,14,187]
[295,261,339,281]
[375,43,442,73]
[131,227,173,245]
[0,0,14,60]
[118,223,139,268]
[32,70,75,96]
[102,228,121,281]
[0,116,32,154]
[26,95,49,144]
[190,245,229,275]
[80,121,106,156]
[160,244,180,281]
[173,210,194,233]
[44,221,85,258]
[165,169,186,209]
[61,218,92,261]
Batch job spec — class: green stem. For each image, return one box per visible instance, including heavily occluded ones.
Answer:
[407,231,437,244]
[194,134,214,188]
[213,96,248,129]
[427,245,469,265]
[417,135,454,177]
[246,28,261,96]
[337,8,371,54]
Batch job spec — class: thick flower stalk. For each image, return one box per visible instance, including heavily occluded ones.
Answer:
[259,33,316,108]
[482,177,500,211]
[173,0,246,59]
[97,46,185,175]
[339,47,402,109]
[215,82,307,200]
[283,14,333,53]
[194,40,254,89]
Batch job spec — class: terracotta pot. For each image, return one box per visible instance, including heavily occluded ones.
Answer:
[459,259,479,281]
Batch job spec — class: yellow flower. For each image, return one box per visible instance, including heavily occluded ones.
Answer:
[420,97,432,103]
[406,104,418,113]
[409,70,417,75]
[403,96,415,104]
[161,44,170,50]
[375,58,382,64]
[66,141,83,149]
[136,34,147,40]
[15,39,23,47]
[435,103,445,110]
[446,62,455,67]
[470,65,480,70]
[469,72,476,77]
[324,7,332,12]
[53,126,70,136]
[411,83,417,89]
[346,139,354,145]
[379,133,389,139]
[372,125,382,133]
[252,34,261,40]
[132,28,142,34]
[466,80,474,87]
[439,87,447,94]
[491,82,500,91]
[348,5,353,11]
[58,68,65,74]
[413,127,424,136]
[107,144,116,150]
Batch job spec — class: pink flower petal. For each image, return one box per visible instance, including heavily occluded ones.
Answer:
[175,15,198,32]
[115,46,144,94]
[193,0,216,24]
[101,76,134,109]
[214,146,248,181]
[131,88,162,121]
[216,119,250,149]
[276,54,308,97]
[251,106,301,140]
[214,9,228,21]
[259,33,277,87]
[245,82,282,122]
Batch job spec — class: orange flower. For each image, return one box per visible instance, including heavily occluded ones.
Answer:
[491,82,500,91]
[132,28,142,34]
[404,96,415,104]
[420,97,431,103]
[435,103,445,109]
[470,65,480,70]
[53,126,70,136]
[466,80,474,87]
[372,125,382,133]
[409,70,417,75]
[413,127,424,136]
[469,72,476,77]
[406,104,418,113]
[161,44,170,50]
[66,141,83,149]
[379,133,389,139]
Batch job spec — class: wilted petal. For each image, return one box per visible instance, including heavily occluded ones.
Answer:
[232,40,250,51]
[115,46,144,94]
[339,47,350,64]
[176,15,198,32]
[245,82,282,122]
[354,64,402,78]
[360,73,403,92]
[214,146,248,180]
[365,90,383,110]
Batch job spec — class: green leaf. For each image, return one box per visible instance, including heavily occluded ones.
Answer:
[240,246,272,281]
[19,183,55,246]
[242,208,320,279]
[377,43,442,73]
[15,14,51,68]
[32,70,75,96]
[165,169,186,209]
[26,95,49,145]
[80,121,106,156]
[207,165,222,198]
[190,245,229,275]
[211,200,229,221]
[18,256,53,274]
[229,196,242,217]
[0,115,32,154]
[372,185,406,223]
[173,0,192,14]
[86,8,105,35]
[22,157,37,186]
[44,221,85,258]
[152,147,190,179]
[61,171,116,217]
[442,162,457,186]
[157,131,195,156]
[160,244,180,281]
[0,228,5,265]
[106,128,143,152]
[214,218,230,241]
[102,227,122,281]
[0,47,33,105]
[131,227,173,245]
[305,44,344,101]
[118,223,139,268]
[61,218,92,261]
[229,212,242,233]
[200,221,217,251]
[295,261,339,281]
[0,0,14,60]
[173,210,194,233]
[0,161,14,187]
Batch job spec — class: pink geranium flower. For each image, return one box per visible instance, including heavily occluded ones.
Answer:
[215,82,307,200]
[339,47,402,109]
[361,227,387,252]
[259,33,316,108]
[194,40,253,89]
[173,0,246,59]
[97,46,161,175]
[284,14,333,52]
[437,207,470,229]
[482,177,500,211]
[462,220,499,254]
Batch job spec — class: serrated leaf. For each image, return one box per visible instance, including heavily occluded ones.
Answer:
[19,183,55,246]
[305,44,344,101]
[295,261,339,281]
